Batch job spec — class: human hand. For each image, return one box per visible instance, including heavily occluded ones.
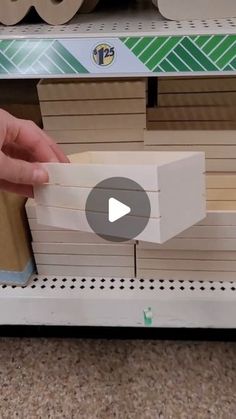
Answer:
[0,109,69,197]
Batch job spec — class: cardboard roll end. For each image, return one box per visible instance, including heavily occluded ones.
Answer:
[0,0,86,25]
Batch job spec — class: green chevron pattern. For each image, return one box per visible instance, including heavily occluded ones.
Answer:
[0,39,88,75]
[121,35,236,73]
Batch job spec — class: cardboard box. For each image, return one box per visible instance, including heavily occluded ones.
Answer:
[0,192,34,285]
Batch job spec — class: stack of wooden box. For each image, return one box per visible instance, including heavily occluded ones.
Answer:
[137,173,236,281]
[33,150,205,244]
[146,76,236,171]
[144,77,236,172]
[38,78,146,155]
[26,199,135,278]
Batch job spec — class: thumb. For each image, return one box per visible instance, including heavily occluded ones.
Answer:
[0,152,48,185]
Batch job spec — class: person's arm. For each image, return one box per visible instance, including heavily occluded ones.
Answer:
[0,109,69,197]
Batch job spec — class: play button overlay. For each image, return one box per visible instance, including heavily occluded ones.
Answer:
[109,198,131,223]
[85,177,151,242]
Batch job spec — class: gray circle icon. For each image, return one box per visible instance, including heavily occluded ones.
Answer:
[85,177,151,242]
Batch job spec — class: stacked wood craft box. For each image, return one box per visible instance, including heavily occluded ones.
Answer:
[26,199,136,278]
[38,78,146,154]
[19,75,235,282]
[33,151,205,243]
[136,76,236,280]
[29,77,147,281]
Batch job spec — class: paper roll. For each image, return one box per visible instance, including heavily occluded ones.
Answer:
[158,0,236,20]
[0,0,31,25]
[80,0,100,13]
[34,0,84,25]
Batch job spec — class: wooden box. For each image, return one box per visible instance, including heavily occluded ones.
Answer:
[35,151,206,243]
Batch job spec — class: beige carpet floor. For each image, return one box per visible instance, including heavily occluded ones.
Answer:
[0,338,235,418]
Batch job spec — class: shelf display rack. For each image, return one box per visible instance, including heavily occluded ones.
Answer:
[0,2,236,78]
[0,1,236,328]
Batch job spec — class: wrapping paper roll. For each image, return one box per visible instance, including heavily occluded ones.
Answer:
[0,0,31,25]
[157,0,236,20]
[34,0,84,25]
[80,0,99,13]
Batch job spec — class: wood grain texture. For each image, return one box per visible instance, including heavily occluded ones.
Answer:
[38,79,146,101]
[41,99,145,116]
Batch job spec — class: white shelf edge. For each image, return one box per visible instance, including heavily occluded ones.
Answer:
[0,276,235,328]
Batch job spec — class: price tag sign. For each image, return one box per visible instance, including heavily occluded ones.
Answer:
[92,43,116,67]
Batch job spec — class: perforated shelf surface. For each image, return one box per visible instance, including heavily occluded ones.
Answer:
[0,276,236,328]
[1,10,236,38]
[0,2,236,77]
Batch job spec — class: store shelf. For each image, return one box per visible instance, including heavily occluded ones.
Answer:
[0,1,236,78]
[0,276,236,328]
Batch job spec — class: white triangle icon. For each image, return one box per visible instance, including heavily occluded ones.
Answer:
[108,198,131,223]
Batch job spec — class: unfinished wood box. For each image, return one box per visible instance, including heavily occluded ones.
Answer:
[37,79,146,101]
[35,150,206,244]
[26,197,135,278]
[36,265,134,277]
[26,198,134,244]
[151,76,236,131]
[137,197,236,280]
[136,247,236,281]
[45,129,144,144]
[138,197,236,251]
[43,114,146,130]
[158,77,236,94]
[144,131,236,172]
[40,99,146,116]
[59,142,144,154]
